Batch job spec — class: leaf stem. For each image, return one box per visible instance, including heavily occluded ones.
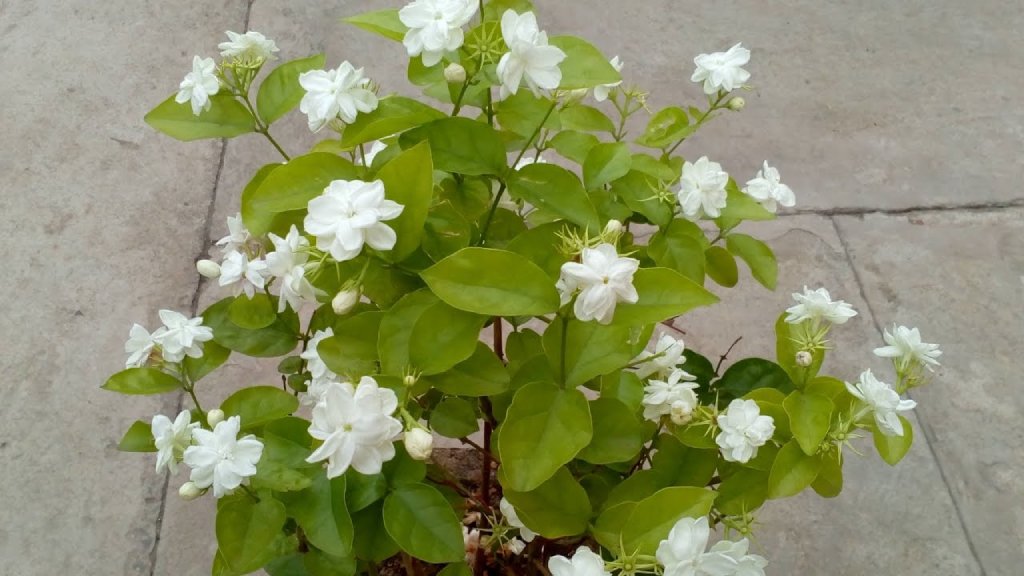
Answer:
[666,91,728,156]
[559,314,570,384]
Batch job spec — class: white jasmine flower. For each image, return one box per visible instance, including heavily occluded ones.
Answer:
[514,154,547,171]
[557,243,640,324]
[266,225,310,277]
[218,30,279,61]
[633,334,688,379]
[846,369,916,437]
[656,516,739,576]
[175,56,220,116]
[357,140,388,167]
[399,0,478,67]
[299,62,379,132]
[691,43,751,95]
[743,161,795,213]
[496,10,567,99]
[716,399,775,463]
[500,497,537,543]
[332,288,360,315]
[708,539,768,576]
[873,325,942,371]
[592,56,624,102]
[306,377,404,477]
[125,323,158,368]
[403,427,434,461]
[277,265,320,313]
[506,537,527,556]
[151,410,199,475]
[299,328,338,405]
[463,526,481,562]
[153,310,214,363]
[642,369,699,423]
[304,179,404,262]
[785,286,858,326]
[218,251,268,299]
[216,213,251,255]
[549,546,610,576]
[677,156,729,220]
[183,416,264,498]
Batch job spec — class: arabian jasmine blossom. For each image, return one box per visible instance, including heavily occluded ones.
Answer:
[216,213,251,255]
[548,547,610,576]
[304,179,404,262]
[125,323,158,368]
[175,56,220,116]
[183,416,263,498]
[218,30,279,62]
[633,334,688,379]
[743,161,795,213]
[642,368,699,422]
[558,243,639,324]
[500,497,537,542]
[873,325,942,371]
[152,410,198,474]
[785,286,858,325]
[299,62,378,131]
[218,250,268,299]
[678,156,729,220]
[152,310,213,363]
[496,10,567,99]
[846,369,916,436]
[691,43,751,95]
[656,517,741,576]
[592,56,624,102]
[399,0,478,67]
[716,399,775,463]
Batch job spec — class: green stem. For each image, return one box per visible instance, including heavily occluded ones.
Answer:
[451,80,471,116]
[239,92,291,160]
[559,314,570,384]
[666,91,728,156]
[186,386,204,414]
[239,484,260,502]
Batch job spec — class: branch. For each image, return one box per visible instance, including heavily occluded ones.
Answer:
[715,336,743,376]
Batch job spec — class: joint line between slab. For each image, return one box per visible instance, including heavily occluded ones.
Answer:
[782,199,1024,218]
[829,215,988,576]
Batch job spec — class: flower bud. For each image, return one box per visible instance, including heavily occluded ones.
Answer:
[206,408,225,427]
[196,259,221,278]
[444,63,467,84]
[178,481,204,501]
[670,401,693,426]
[332,289,360,315]
[603,219,623,237]
[727,96,746,111]
[403,373,418,387]
[404,428,433,461]
[795,350,813,367]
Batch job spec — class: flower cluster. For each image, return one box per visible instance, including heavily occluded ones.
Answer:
[124,309,212,368]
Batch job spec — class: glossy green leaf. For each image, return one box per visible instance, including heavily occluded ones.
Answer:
[221,386,299,431]
[421,247,561,316]
[257,54,326,125]
[102,367,180,395]
[318,312,382,379]
[716,180,774,224]
[239,163,296,239]
[508,163,601,231]
[423,202,472,261]
[408,300,487,375]
[183,340,230,382]
[637,106,692,148]
[383,484,465,563]
[430,397,480,438]
[437,563,473,576]
[246,153,358,224]
[717,358,795,399]
[503,467,592,538]
[252,418,317,492]
[600,370,645,412]
[716,468,770,515]
[549,36,621,89]
[648,224,707,284]
[812,450,844,497]
[577,397,645,464]
[621,487,717,555]
[611,267,718,326]
[304,549,356,576]
[378,290,439,375]
[560,104,615,134]
[427,342,510,397]
[498,382,593,491]
[341,96,446,147]
[593,501,637,551]
[784,391,834,455]
[583,142,632,189]
[705,245,739,287]
[873,415,914,465]
[775,312,825,386]
[204,297,300,357]
[726,233,777,289]
[145,93,255,141]
[352,502,399,562]
[118,420,156,452]
[482,0,535,20]
[216,495,288,574]
[543,319,633,388]
[548,130,600,164]
[342,9,406,41]
[401,117,506,175]
[228,293,277,330]
[286,474,353,557]
[375,141,435,261]
[495,91,559,139]
[611,171,674,228]
[768,440,822,499]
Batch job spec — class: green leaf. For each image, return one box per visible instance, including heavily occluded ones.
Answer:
[873,415,913,465]
[257,54,326,125]
[543,319,633,388]
[812,451,844,498]
[409,300,487,375]
[495,91,560,139]
[577,397,645,464]
[252,418,317,492]
[768,440,822,499]
[503,467,592,538]
[427,342,510,397]
[674,422,718,449]
[716,468,770,515]
[228,293,278,330]
[383,444,428,488]
[726,233,777,289]
[423,202,472,261]
[342,9,406,41]
[637,106,693,148]
[611,267,718,326]
[376,145,436,262]
[216,495,288,574]
[204,297,301,357]
[118,420,156,452]
[286,474,353,557]
[183,340,230,382]
[401,117,506,175]
[341,96,446,148]
[648,224,707,284]
[102,367,180,395]
[775,312,825,386]
[611,171,674,228]
[246,153,358,225]
[383,484,465,563]
[508,164,601,232]
[583,142,632,189]
[482,0,534,20]
[318,312,382,379]
[304,549,356,576]
[430,397,480,439]
[593,501,637,551]
[144,93,255,141]
[378,290,439,375]
[421,247,560,316]
[549,36,621,89]
[221,386,299,431]
[716,180,774,225]
[352,502,399,562]
[705,245,738,287]
[507,222,571,280]
[240,163,297,239]
[600,370,645,412]
[437,563,473,576]
[498,382,593,491]
[784,391,834,455]
[549,130,600,164]
[561,104,615,134]
[621,487,717,555]
[717,358,795,399]
[650,435,719,488]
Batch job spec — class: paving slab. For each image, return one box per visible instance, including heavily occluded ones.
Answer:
[835,210,1024,574]
[0,0,247,574]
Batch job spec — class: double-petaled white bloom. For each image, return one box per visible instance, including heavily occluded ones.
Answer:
[678,156,729,220]
[304,179,404,262]
[496,10,567,99]
[633,334,688,379]
[691,43,751,95]
[743,161,795,213]
[176,56,220,116]
[657,516,763,576]
[592,56,624,102]
[500,497,537,543]
[151,410,199,475]
[399,0,478,67]
[873,325,942,371]
[548,546,610,576]
[125,323,159,368]
[306,377,404,477]
[266,225,310,276]
[299,62,379,131]
[183,416,263,498]
[356,140,388,167]
[152,310,214,363]
[642,369,700,423]
[218,250,268,299]
[218,30,279,61]
[277,265,320,313]
[299,328,338,405]
[216,213,251,255]
[557,243,639,324]
[716,399,775,463]
[846,369,916,436]
[785,286,858,326]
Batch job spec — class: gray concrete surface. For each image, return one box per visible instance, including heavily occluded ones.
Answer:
[2,0,1021,574]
